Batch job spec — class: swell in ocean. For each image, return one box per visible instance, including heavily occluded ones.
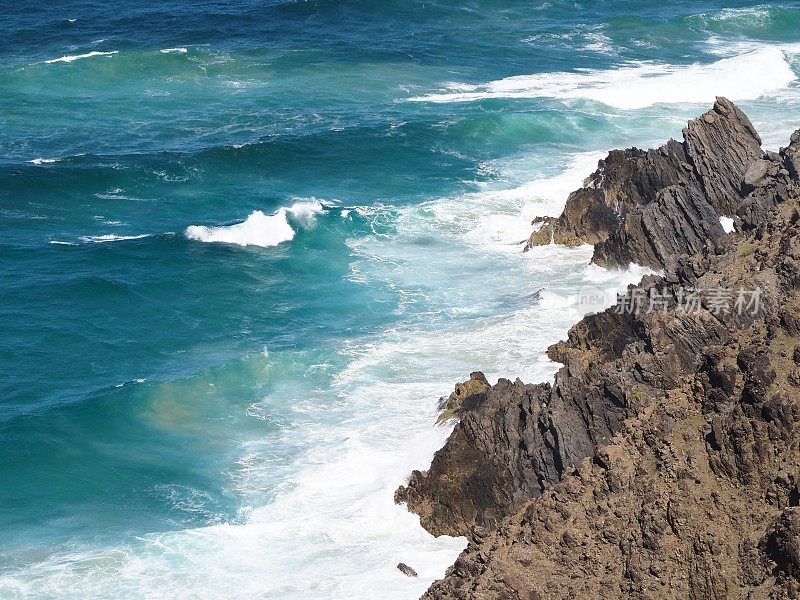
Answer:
[0,150,660,599]
[3,2,800,599]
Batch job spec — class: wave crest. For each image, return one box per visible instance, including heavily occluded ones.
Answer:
[44,51,118,64]
[185,201,324,248]
[79,234,150,243]
[409,46,796,109]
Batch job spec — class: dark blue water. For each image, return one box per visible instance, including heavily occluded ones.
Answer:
[2,1,800,597]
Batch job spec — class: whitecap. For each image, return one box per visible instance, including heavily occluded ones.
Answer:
[185,201,324,248]
[523,25,616,55]
[44,51,118,64]
[407,151,605,255]
[94,188,132,200]
[582,31,615,54]
[409,46,797,109]
[79,234,150,243]
[28,157,60,165]
[49,240,77,246]
[160,47,188,54]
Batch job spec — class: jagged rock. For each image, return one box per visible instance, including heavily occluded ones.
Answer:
[760,508,800,580]
[525,98,766,269]
[783,130,800,181]
[683,97,763,213]
[397,279,731,538]
[397,378,554,537]
[736,140,799,230]
[440,372,490,414]
[593,184,724,270]
[401,103,800,599]
[397,563,419,578]
[435,371,489,424]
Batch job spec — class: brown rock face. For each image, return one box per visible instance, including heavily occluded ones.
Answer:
[398,101,800,599]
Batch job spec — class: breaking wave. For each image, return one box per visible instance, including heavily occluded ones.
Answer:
[44,51,118,64]
[185,201,324,248]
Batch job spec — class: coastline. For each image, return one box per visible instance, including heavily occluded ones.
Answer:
[6,4,800,597]
[400,98,800,598]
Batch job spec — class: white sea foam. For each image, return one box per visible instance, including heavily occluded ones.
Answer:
[44,50,118,64]
[0,256,645,600]
[160,47,188,54]
[79,234,150,243]
[95,188,130,200]
[407,152,605,254]
[290,199,329,224]
[694,5,774,28]
[28,157,60,165]
[185,201,324,248]
[582,31,614,53]
[720,216,735,233]
[49,240,77,246]
[410,46,797,109]
[523,26,615,54]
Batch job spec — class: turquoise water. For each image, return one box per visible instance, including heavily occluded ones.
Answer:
[2,2,800,598]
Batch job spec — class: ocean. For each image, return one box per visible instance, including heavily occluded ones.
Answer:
[1,1,800,598]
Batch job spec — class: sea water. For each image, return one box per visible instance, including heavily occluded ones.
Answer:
[2,1,800,598]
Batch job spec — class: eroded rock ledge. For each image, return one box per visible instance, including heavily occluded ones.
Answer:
[397,99,800,599]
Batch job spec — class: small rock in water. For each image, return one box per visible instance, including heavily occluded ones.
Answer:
[397,562,418,578]
[527,288,544,302]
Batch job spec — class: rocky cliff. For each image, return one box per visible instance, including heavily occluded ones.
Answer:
[524,98,769,270]
[397,98,800,599]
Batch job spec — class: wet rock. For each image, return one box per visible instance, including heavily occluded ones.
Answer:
[397,562,418,578]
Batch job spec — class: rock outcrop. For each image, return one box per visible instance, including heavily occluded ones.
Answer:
[398,563,419,578]
[398,100,800,599]
[524,97,771,270]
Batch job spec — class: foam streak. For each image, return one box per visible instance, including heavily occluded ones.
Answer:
[410,47,797,109]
